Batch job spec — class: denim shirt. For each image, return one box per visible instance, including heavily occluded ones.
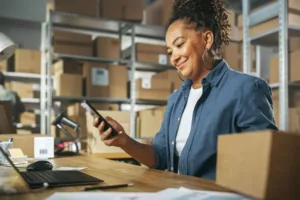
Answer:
[152,59,278,180]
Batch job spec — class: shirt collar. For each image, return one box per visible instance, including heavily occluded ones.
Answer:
[182,59,228,89]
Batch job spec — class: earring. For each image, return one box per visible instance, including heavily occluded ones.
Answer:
[202,48,214,70]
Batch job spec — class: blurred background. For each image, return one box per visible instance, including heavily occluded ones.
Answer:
[0,0,298,156]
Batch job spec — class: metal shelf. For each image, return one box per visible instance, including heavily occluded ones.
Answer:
[135,99,167,106]
[51,11,166,40]
[251,26,300,46]
[3,72,42,83]
[53,53,128,64]
[15,123,40,130]
[270,82,300,89]
[226,0,274,14]
[133,62,174,71]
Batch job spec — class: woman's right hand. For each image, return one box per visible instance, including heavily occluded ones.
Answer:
[93,117,130,148]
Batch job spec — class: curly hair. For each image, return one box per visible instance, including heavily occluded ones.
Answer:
[168,0,231,57]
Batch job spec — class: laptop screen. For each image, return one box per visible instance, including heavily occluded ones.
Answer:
[0,147,30,194]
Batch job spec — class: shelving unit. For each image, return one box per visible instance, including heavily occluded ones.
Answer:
[241,0,300,130]
[41,11,173,137]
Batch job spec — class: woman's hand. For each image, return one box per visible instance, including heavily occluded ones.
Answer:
[93,116,130,148]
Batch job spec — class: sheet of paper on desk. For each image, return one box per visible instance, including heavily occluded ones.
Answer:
[45,192,154,200]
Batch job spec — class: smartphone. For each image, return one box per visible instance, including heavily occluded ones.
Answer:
[80,100,118,139]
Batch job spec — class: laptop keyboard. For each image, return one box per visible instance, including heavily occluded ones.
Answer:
[21,171,61,184]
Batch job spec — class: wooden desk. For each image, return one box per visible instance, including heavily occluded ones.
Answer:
[0,155,230,200]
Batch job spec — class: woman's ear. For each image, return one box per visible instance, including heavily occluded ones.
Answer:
[203,31,214,49]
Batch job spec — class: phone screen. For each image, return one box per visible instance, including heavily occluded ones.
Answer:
[80,100,118,138]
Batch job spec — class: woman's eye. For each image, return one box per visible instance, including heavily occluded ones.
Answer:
[167,52,172,56]
[177,43,183,48]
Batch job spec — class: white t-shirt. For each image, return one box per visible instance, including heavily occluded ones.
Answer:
[175,87,203,157]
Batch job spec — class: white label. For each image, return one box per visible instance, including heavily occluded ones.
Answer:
[142,78,151,89]
[158,54,168,65]
[92,68,109,86]
[34,137,54,159]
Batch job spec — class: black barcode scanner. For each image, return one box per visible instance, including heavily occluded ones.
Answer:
[26,160,53,171]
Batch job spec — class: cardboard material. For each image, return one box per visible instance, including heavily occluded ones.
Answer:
[143,0,173,26]
[56,74,82,97]
[269,50,300,83]
[135,43,169,65]
[0,60,7,71]
[216,130,300,200]
[83,63,127,98]
[67,103,86,116]
[289,107,300,134]
[86,111,130,153]
[53,30,92,56]
[100,0,143,21]
[52,0,98,17]
[94,37,120,59]
[136,107,165,138]
[135,76,171,101]
[8,82,34,98]
[155,70,183,92]
[20,112,35,125]
[53,59,82,76]
[9,49,41,74]
[0,134,54,158]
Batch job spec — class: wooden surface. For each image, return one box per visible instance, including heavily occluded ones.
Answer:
[0,155,231,200]
[92,152,132,159]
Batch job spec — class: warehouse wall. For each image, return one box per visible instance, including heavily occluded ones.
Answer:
[0,0,46,50]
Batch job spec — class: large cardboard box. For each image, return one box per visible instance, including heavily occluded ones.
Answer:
[135,76,171,101]
[0,60,7,71]
[56,74,82,97]
[9,49,41,74]
[8,82,34,98]
[86,110,130,153]
[20,112,35,125]
[136,107,165,138]
[94,37,120,59]
[53,30,92,56]
[100,0,143,21]
[51,0,98,17]
[143,0,173,26]
[67,103,119,116]
[0,134,54,159]
[83,63,127,98]
[269,50,300,83]
[216,130,300,200]
[53,59,82,76]
[155,70,183,92]
[289,107,300,134]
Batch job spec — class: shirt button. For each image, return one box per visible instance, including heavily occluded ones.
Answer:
[171,167,174,171]
[171,141,174,145]
[177,117,180,121]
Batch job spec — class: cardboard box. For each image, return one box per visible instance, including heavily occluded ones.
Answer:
[86,110,130,153]
[53,59,82,76]
[8,82,34,98]
[51,0,98,17]
[8,49,41,74]
[20,112,35,125]
[136,107,165,138]
[269,50,300,83]
[135,43,169,65]
[0,60,7,71]
[53,30,92,56]
[100,0,143,21]
[83,63,127,98]
[135,76,171,101]
[216,130,300,200]
[143,0,173,26]
[56,74,82,97]
[94,37,120,59]
[67,103,119,116]
[155,70,183,92]
[0,134,54,159]
[289,107,300,134]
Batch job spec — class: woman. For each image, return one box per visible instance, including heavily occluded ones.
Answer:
[94,0,278,180]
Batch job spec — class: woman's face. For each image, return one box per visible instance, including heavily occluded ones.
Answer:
[166,20,212,80]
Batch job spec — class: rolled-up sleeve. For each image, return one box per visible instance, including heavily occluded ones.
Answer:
[236,79,278,131]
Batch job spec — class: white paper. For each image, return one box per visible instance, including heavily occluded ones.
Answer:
[45,192,154,200]
[54,167,87,171]
[158,54,168,65]
[34,137,54,159]
[92,68,109,86]
[141,77,151,89]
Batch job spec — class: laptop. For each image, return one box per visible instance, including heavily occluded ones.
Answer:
[0,146,103,189]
